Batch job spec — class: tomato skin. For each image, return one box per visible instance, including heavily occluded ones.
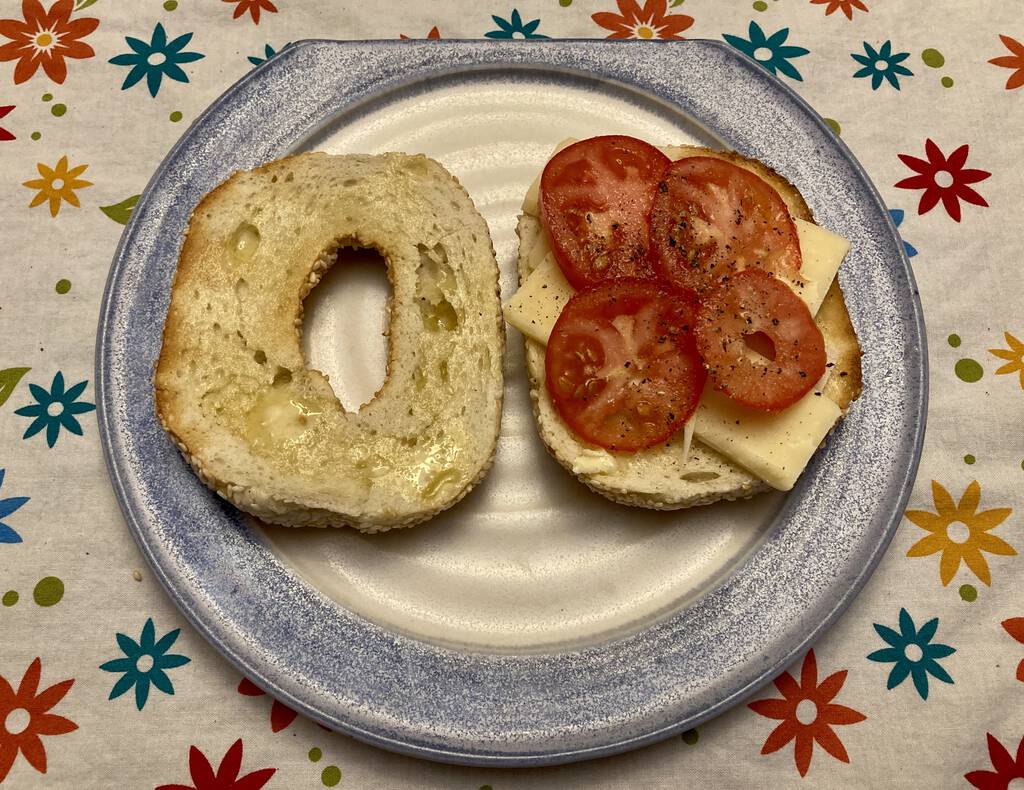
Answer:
[545,278,706,452]
[540,136,671,290]
[648,156,802,294]
[695,268,826,412]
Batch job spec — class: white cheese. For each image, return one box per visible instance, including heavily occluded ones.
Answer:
[785,219,851,315]
[571,448,617,475]
[693,387,840,491]
[522,138,578,216]
[502,251,575,345]
[523,225,554,278]
[680,415,695,464]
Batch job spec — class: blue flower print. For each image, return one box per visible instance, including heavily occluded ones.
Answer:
[867,608,955,699]
[99,618,191,710]
[14,371,95,448]
[0,469,29,544]
[723,21,810,82]
[485,9,549,39]
[109,23,205,97]
[889,208,918,258]
[248,42,290,67]
[852,41,913,90]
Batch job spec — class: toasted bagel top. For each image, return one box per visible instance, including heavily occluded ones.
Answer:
[155,152,504,531]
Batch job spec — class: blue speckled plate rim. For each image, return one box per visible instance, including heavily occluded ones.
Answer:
[95,39,928,767]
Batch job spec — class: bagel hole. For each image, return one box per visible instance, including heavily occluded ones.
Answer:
[742,331,777,362]
[302,243,389,412]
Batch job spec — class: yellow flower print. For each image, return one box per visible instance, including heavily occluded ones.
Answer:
[989,331,1024,389]
[23,156,93,217]
[906,480,1014,586]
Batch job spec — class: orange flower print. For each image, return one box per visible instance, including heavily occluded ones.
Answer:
[592,0,694,40]
[223,0,278,25]
[989,35,1024,90]
[0,657,77,783]
[1002,618,1024,683]
[748,650,866,777]
[905,480,1014,586]
[0,0,99,85]
[989,332,1024,389]
[810,0,869,20]
[400,26,441,40]
[23,155,92,217]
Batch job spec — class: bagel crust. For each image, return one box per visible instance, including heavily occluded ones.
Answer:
[155,152,504,532]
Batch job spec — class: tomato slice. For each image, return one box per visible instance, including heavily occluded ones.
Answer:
[545,279,706,452]
[649,156,802,294]
[540,136,671,290]
[695,268,826,412]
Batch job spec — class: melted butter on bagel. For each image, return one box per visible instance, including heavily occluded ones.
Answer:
[155,152,505,532]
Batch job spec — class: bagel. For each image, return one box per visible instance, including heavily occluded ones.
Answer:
[512,142,862,509]
[155,152,505,532]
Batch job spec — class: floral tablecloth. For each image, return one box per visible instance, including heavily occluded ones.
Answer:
[1,1,1022,787]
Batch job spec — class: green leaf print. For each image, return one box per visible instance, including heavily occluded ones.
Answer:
[100,194,140,225]
[0,368,30,409]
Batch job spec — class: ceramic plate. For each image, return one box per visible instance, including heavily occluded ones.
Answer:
[96,40,927,766]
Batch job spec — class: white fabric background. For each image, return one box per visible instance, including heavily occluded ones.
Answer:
[1,1,1022,788]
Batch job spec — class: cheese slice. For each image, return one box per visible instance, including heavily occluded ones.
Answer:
[785,219,850,316]
[503,251,575,345]
[693,387,840,490]
[680,415,695,463]
[522,137,578,216]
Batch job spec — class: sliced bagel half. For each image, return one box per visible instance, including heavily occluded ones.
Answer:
[512,143,862,509]
[155,152,504,532]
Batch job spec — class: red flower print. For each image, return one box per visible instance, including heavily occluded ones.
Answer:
[895,139,991,222]
[223,0,278,25]
[0,104,13,140]
[236,678,330,734]
[1002,618,1024,683]
[237,677,298,733]
[748,650,866,777]
[400,26,441,40]
[592,0,694,40]
[0,0,99,85]
[156,739,275,790]
[989,35,1024,90]
[965,733,1024,789]
[0,657,77,783]
[809,0,868,19]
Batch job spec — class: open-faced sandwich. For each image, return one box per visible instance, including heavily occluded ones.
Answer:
[155,152,505,532]
[504,136,862,508]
